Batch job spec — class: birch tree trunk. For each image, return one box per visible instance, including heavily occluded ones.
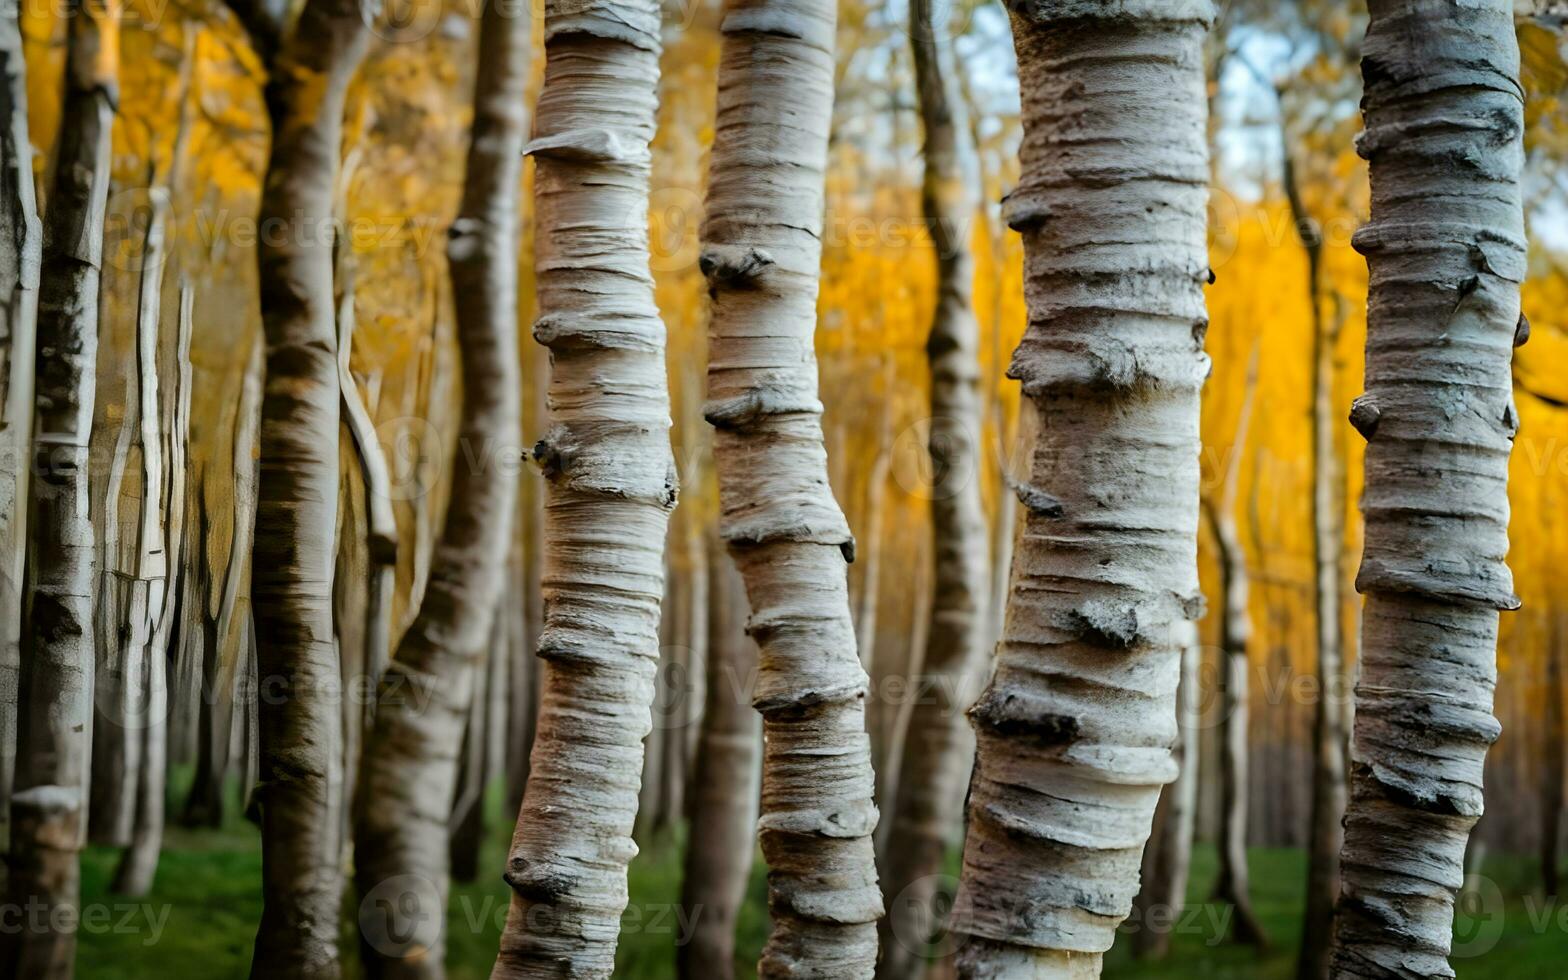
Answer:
[184,337,262,828]
[948,2,1212,974]
[1284,131,1346,980]
[1330,3,1525,976]
[491,0,677,973]
[113,279,194,897]
[1,0,117,971]
[354,1,528,972]
[246,0,370,973]
[1130,621,1200,960]
[876,0,989,974]
[701,0,883,973]
[0,0,40,866]
[676,542,759,980]
[1208,348,1267,947]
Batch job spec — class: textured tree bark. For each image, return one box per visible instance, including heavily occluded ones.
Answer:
[184,336,262,828]
[490,0,677,974]
[504,516,538,817]
[1330,3,1525,976]
[677,541,760,980]
[701,0,883,974]
[1207,349,1267,948]
[1,0,117,971]
[948,2,1212,975]
[113,279,194,897]
[448,601,509,886]
[246,0,371,973]
[353,2,527,975]
[875,0,989,975]
[1130,621,1200,960]
[336,255,397,688]
[335,252,397,859]
[113,205,170,875]
[91,383,146,847]
[0,0,40,867]
[1283,127,1346,980]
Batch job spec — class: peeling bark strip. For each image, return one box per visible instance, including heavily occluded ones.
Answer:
[1330,3,1525,977]
[0,0,41,865]
[876,0,989,975]
[491,0,676,975]
[702,0,883,974]
[1,0,116,974]
[246,0,370,975]
[355,0,528,975]
[949,2,1212,976]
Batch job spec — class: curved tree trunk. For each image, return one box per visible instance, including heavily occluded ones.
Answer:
[184,336,262,829]
[676,540,760,980]
[106,204,171,890]
[1130,620,1200,960]
[246,0,371,974]
[0,0,40,868]
[1283,126,1346,980]
[701,0,883,974]
[1208,348,1267,948]
[875,0,989,975]
[353,2,528,974]
[490,0,677,974]
[948,2,1212,975]
[1,0,117,972]
[1206,502,1269,946]
[1329,2,1525,976]
[113,279,195,897]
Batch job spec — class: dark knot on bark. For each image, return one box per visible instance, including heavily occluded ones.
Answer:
[503,857,577,903]
[1349,395,1381,441]
[1014,483,1064,518]
[699,244,774,287]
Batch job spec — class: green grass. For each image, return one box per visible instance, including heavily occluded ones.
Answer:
[76,782,1568,978]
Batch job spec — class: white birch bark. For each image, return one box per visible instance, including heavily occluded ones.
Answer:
[1330,2,1525,976]
[1,0,116,972]
[244,0,370,973]
[949,2,1213,975]
[355,6,528,970]
[0,0,40,864]
[1130,621,1199,960]
[876,0,990,974]
[113,278,194,897]
[490,0,677,974]
[701,0,883,973]
[1207,347,1267,948]
[1282,123,1346,980]
[677,541,760,980]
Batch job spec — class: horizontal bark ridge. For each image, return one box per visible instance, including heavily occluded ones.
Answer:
[493,1,675,977]
[702,0,884,975]
[952,5,1211,975]
[1333,3,1525,978]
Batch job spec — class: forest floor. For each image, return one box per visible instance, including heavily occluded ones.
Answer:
[77,778,1566,978]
